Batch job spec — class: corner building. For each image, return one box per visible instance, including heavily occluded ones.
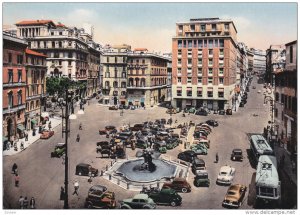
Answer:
[172,18,238,110]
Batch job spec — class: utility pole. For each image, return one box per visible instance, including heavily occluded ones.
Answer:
[63,89,69,209]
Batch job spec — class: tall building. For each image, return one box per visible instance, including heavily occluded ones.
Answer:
[246,48,254,76]
[127,49,169,107]
[274,40,297,153]
[24,48,47,131]
[265,45,285,84]
[101,44,130,105]
[250,48,266,76]
[3,32,28,142]
[15,19,101,97]
[172,18,238,110]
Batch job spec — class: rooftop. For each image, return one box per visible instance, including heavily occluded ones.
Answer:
[16,19,55,26]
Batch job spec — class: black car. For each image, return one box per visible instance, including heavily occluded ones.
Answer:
[195,110,208,116]
[219,109,226,115]
[206,120,218,127]
[85,185,116,209]
[75,163,98,176]
[145,188,182,207]
[231,149,243,161]
[178,150,197,163]
[239,102,245,107]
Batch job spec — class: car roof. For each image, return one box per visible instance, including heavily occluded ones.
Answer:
[134,194,149,199]
[228,184,243,192]
[220,165,234,172]
[77,163,90,167]
[56,142,65,146]
[233,148,242,152]
[89,185,107,193]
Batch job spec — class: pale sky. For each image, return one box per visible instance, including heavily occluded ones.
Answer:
[2,2,298,53]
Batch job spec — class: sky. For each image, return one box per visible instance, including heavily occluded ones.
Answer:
[2,2,298,53]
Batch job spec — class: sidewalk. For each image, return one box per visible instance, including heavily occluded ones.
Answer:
[274,144,297,186]
[3,115,62,156]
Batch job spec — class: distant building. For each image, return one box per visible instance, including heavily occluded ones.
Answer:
[265,45,285,84]
[3,32,28,142]
[172,17,239,111]
[274,40,297,153]
[250,48,266,76]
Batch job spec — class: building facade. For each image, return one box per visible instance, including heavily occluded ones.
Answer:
[127,49,169,107]
[24,49,47,131]
[274,40,297,153]
[265,45,285,85]
[250,48,266,76]
[101,45,130,105]
[3,32,28,142]
[171,18,238,110]
[15,20,101,97]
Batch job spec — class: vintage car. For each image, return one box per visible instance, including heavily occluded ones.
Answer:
[226,109,233,115]
[136,139,148,149]
[216,165,236,185]
[193,139,210,149]
[51,142,65,158]
[231,149,243,161]
[195,109,208,116]
[222,184,247,208]
[105,125,116,132]
[96,141,110,147]
[177,150,197,163]
[108,106,118,110]
[154,141,167,154]
[130,124,144,132]
[194,172,210,187]
[144,188,182,207]
[206,120,219,127]
[166,138,180,150]
[166,108,177,114]
[191,158,207,175]
[156,131,170,141]
[120,194,156,209]
[219,109,226,115]
[85,185,116,209]
[190,144,208,155]
[40,130,54,139]
[162,178,192,193]
[99,129,107,135]
[75,163,98,177]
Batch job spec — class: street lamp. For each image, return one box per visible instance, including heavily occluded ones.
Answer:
[57,85,81,209]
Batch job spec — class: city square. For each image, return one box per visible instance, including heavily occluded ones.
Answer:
[2,2,297,212]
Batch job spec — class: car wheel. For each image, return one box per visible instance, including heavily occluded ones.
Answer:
[182,187,188,193]
[170,201,177,207]
[78,172,82,176]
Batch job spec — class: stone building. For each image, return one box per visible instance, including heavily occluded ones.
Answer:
[266,45,286,85]
[171,18,238,110]
[24,48,47,131]
[274,40,297,153]
[250,48,266,76]
[127,49,169,107]
[15,20,100,97]
[3,32,27,142]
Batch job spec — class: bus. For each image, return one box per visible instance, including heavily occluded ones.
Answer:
[255,155,281,205]
[250,134,274,161]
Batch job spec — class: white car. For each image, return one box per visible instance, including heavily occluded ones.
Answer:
[216,165,236,185]
[257,90,261,93]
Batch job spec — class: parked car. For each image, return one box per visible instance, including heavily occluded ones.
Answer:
[136,139,148,149]
[130,124,144,131]
[99,129,107,135]
[190,144,208,155]
[216,165,236,185]
[156,131,170,141]
[51,142,65,158]
[195,109,208,116]
[40,130,54,139]
[177,150,197,163]
[75,163,98,177]
[105,125,116,132]
[239,102,245,107]
[145,188,182,206]
[222,184,247,208]
[108,106,118,110]
[120,194,156,209]
[162,178,192,193]
[206,120,218,127]
[166,108,177,114]
[193,139,210,149]
[166,138,180,150]
[154,141,167,153]
[226,109,233,115]
[252,86,256,89]
[219,109,226,115]
[85,185,116,209]
[191,158,207,175]
[96,141,110,147]
[194,172,210,187]
[231,149,243,161]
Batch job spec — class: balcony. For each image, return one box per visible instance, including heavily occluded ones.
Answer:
[3,104,26,114]
[3,82,26,88]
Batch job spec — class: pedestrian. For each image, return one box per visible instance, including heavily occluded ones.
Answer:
[216,153,219,163]
[15,174,20,187]
[48,121,52,130]
[23,196,29,209]
[20,141,24,150]
[76,134,80,142]
[30,197,36,209]
[12,163,18,174]
[72,181,79,196]
[25,132,28,141]
[19,196,24,209]
[83,106,85,111]
[60,187,65,200]
[79,123,82,130]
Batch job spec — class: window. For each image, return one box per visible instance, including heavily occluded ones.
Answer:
[178,68,182,74]
[219,68,224,75]
[208,40,213,48]
[275,93,279,102]
[198,40,203,48]
[8,92,13,107]
[219,78,224,84]
[178,49,182,55]
[190,24,195,31]
[178,77,181,83]
[198,77,202,84]
[290,46,293,63]
[209,49,213,55]
[225,23,229,30]
[219,39,224,47]
[52,41,55,48]
[198,59,202,65]
[188,58,192,65]
[178,40,182,48]
[105,72,110,78]
[187,77,192,83]
[212,24,216,31]
[281,94,284,104]
[18,91,22,105]
[187,90,192,96]
[122,72,126,78]
[8,69,13,83]
[178,59,181,65]
[201,24,206,31]
[54,52,59,58]
[198,68,202,75]
[275,108,278,118]
[17,55,23,64]
[209,59,213,66]
[207,91,213,97]
[208,68,213,74]
[219,49,224,55]
[59,41,62,48]
[8,53,12,63]
[51,32,54,36]
[197,90,202,97]
[59,60,62,65]
[208,77,213,84]
[177,89,182,96]
[18,70,22,82]
[188,40,192,48]
[68,61,72,66]
[59,32,62,35]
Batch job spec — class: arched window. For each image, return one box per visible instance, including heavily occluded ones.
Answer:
[105,81,110,88]
[17,91,22,105]
[128,78,133,87]
[113,81,118,88]
[121,82,126,88]
[8,91,13,108]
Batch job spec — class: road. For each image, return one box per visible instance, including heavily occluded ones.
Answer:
[3,76,273,209]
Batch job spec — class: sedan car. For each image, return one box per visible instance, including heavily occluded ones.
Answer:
[85,185,116,209]
[218,109,226,115]
[40,130,54,139]
[216,165,236,185]
[120,194,156,209]
[206,120,218,127]
[222,184,247,208]
[190,144,208,155]
[51,142,65,158]
[162,178,191,193]
[195,110,208,116]
[145,188,182,206]
[231,149,243,161]
[108,106,118,110]
[177,150,197,163]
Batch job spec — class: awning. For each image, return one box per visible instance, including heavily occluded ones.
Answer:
[17,124,25,131]
[31,119,37,124]
[218,88,224,92]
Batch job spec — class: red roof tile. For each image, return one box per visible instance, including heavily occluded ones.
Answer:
[16,20,55,26]
[25,49,47,57]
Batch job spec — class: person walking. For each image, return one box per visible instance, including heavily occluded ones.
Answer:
[72,181,79,196]
[19,196,24,209]
[30,197,36,209]
[23,197,29,209]
[216,153,219,163]
[12,163,18,174]
[79,123,82,130]
[76,134,80,142]
[15,174,20,187]
[60,187,65,200]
